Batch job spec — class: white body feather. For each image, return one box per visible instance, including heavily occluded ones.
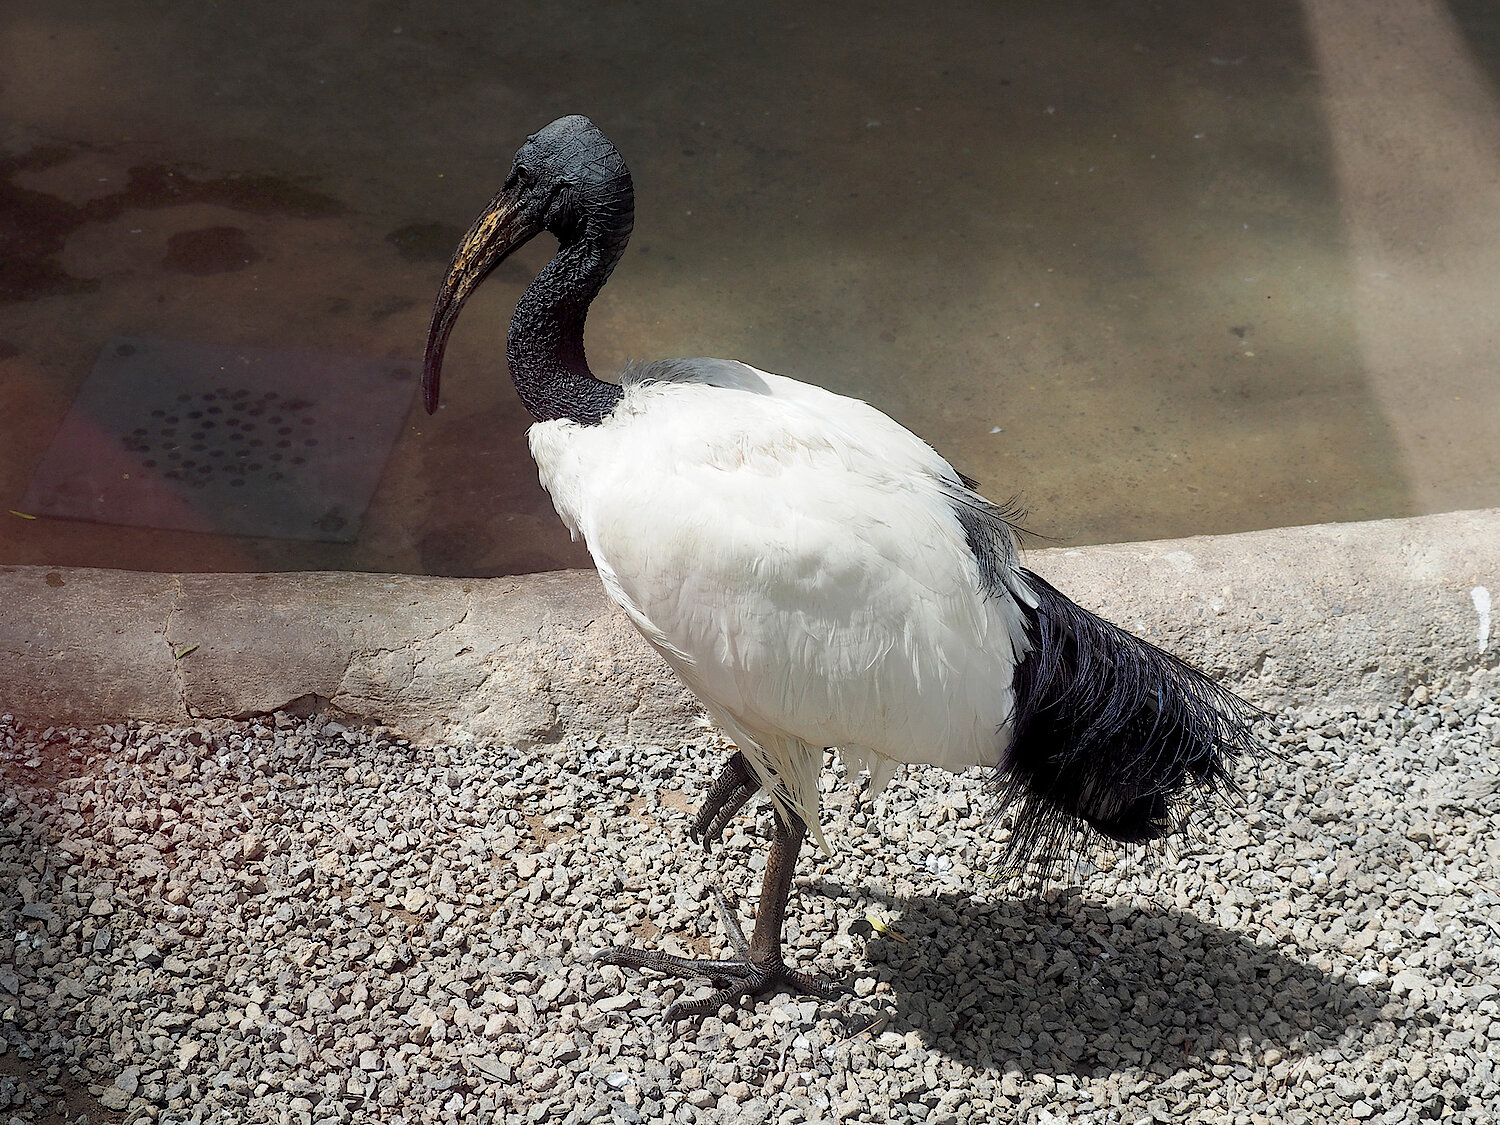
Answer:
[529,359,1035,848]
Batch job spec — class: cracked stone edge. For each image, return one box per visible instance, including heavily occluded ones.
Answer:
[1,508,1497,744]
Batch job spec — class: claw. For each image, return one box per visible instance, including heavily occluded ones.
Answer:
[595,943,833,1022]
[594,808,824,1021]
[689,751,760,852]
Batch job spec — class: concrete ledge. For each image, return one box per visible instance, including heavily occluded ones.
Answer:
[2,509,1496,742]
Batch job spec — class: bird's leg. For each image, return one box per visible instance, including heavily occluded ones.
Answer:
[689,750,760,851]
[595,808,833,1021]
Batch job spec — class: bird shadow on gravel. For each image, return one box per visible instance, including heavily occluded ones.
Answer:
[819,880,1380,1079]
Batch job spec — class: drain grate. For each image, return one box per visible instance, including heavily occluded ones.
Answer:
[22,337,418,542]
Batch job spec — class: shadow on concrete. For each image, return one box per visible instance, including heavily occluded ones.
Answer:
[1445,0,1500,94]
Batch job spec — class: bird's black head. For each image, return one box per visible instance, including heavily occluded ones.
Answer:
[509,115,634,247]
[422,115,634,414]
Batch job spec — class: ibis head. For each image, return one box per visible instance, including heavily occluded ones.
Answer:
[422,115,634,416]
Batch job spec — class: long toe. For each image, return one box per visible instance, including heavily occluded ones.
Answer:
[593,945,832,1022]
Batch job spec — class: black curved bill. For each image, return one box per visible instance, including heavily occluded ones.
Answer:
[421,183,541,415]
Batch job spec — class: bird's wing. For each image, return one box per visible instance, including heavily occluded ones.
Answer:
[621,357,775,394]
[530,362,1033,834]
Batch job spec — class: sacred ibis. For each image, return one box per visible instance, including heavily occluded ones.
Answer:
[422,115,1261,1020]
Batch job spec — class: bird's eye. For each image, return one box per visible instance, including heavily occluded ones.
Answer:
[514,164,534,188]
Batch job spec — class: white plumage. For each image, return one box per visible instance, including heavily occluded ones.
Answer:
[531,359,1036,847]
[530,359,1035,847]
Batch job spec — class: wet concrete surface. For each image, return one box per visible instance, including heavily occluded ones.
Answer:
[0,1,1495,577]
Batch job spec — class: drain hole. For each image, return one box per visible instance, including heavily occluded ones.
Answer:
[123,385,323,490]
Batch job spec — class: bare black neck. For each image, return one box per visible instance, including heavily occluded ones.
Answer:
[506,226,628,425]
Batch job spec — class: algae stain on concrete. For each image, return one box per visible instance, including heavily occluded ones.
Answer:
[0,144,345,302]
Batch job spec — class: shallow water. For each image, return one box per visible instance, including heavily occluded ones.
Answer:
[1,1,1495,576]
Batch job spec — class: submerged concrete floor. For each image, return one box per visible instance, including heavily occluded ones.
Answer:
[1,0,1497,577]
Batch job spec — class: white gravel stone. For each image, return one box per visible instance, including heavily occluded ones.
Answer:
[1,675,1499,1123]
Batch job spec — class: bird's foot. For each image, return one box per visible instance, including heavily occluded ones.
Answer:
[593,890,832,1021]
[595,946,832,1021]
[688,751,760,853]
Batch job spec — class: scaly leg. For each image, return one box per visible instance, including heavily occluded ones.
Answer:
[689,751,760,851]
[595,808,832,1021]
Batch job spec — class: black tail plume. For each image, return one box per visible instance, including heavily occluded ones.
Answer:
[994,569,1263,878]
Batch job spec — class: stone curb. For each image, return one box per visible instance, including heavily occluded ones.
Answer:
[2,509,1496,744]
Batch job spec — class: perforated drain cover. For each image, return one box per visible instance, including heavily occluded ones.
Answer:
[22,337,418,542]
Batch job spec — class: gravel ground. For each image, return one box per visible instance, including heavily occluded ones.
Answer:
[2,674,1499,1125]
